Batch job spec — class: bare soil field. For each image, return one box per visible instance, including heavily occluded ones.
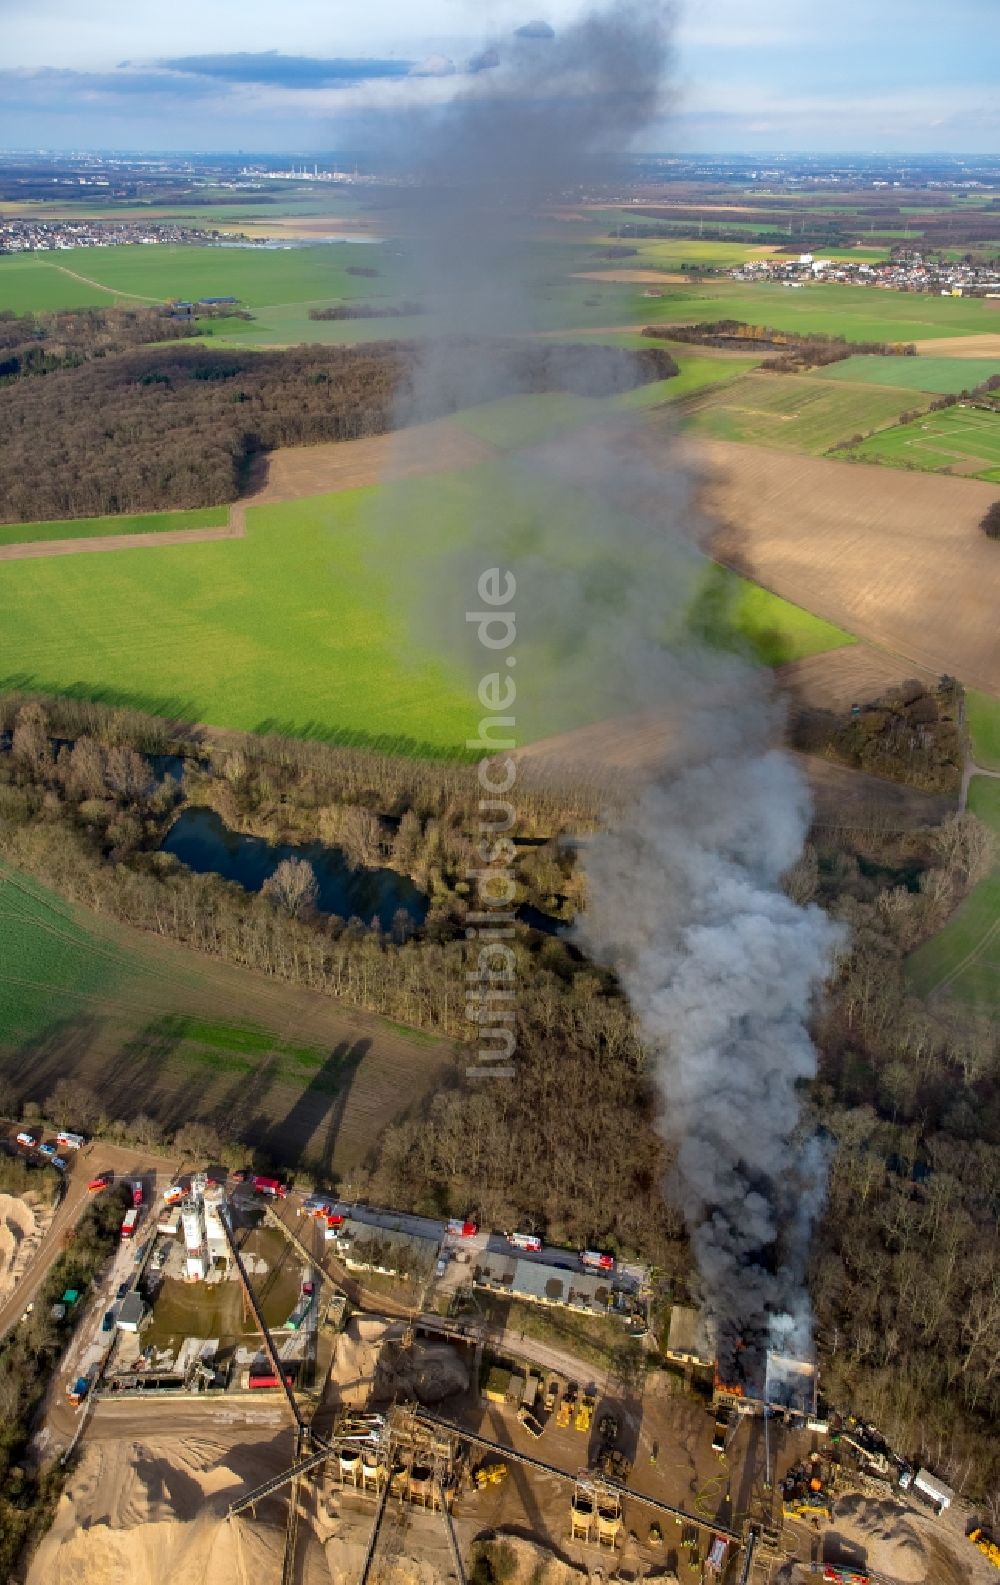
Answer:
[911,333,1000,357]
[775,643,939,713]
[515,713,951,830]
[237,216,381,239]
[570,268,690,283]
[245,417,497,505]
[670,436,1000,693]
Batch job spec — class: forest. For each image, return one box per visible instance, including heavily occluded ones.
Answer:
[0,689,998,1500]
[0,335,675,522]
[0,303,244,381]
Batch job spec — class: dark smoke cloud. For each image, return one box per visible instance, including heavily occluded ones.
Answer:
[374,2,842,1381]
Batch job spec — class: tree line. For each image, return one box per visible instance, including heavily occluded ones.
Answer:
[308,302,424,320]
[0,337,676,523]
[642,319,917,367]
[0,303,247,384]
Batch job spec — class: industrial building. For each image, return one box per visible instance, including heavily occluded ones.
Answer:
[116,1293,146,1333]
[664,1304,714,1370]
[336,1218,439,1280]
[474,1251,613,1313]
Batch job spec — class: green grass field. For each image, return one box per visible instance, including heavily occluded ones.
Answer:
[681,370,924,454]
[630,280,1000,344]
[0,860,449,1168]
[6,240,999,351]
[0,863,133,1045]
[847,405,1000,482]
[448,355,761,450]
[967,691,1000,771]
[0,506,228,548]
[906,777,1000,1011]
[0,461,855,756]
[814,354,1000,395]
[0,242,398,316]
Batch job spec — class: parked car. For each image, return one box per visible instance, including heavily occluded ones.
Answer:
[435,1254,449,1278]
[102,1310,115,1332]
[52,1155,68,1171]
[38,1141,57,1158]
[116,1282,129,1299]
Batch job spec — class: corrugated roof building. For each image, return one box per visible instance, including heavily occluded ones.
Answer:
[337,1217,438,1279]
[474,1252,611,1313]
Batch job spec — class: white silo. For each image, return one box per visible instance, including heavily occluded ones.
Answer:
[181,1196,207,1281]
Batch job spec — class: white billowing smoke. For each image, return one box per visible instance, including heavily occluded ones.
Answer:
[575,745,844,1377]
[375,0,844,1384]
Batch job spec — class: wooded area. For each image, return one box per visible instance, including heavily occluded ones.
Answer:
[0,335,677,522]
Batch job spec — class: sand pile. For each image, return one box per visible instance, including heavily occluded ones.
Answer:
[27,1432,314,1585]
[330,1315,391,1407]
[828,1495,928,1583]
[0,1191,43,1304]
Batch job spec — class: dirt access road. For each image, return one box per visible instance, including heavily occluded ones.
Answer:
[0,1136,179,1345]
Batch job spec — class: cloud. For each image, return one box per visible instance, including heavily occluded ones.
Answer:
[408,54,456,78]
[467,47,501,73]
[514,20,556,39]
[0,66,220,108]
[158,51,413,86]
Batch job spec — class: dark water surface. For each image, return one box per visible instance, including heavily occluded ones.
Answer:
[161,806,428,930]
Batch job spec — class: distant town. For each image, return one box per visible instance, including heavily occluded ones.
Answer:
[729,248,1000,298]
[0,218,250,254]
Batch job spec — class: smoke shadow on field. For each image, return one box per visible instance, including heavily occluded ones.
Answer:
[264,1037,369,1175]
[3,1016,106,1111]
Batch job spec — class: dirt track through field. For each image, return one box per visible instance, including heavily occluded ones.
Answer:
[0,520,242,561]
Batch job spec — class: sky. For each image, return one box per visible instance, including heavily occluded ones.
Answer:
[0,0,997,155]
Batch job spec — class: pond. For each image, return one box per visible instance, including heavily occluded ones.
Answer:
[160,806,428,931]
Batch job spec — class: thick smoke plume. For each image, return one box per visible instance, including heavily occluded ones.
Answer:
[378,2,843,1381]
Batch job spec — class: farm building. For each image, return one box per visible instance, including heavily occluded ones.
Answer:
[474,1252,611,1313]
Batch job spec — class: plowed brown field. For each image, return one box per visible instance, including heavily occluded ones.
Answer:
[246,416,496,504]
[775,643,939,713]
[911,334,1000,357]
[673,437,1000,693]
[515,714,951,831]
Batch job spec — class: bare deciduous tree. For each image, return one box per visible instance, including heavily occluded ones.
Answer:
[262,857,319,919]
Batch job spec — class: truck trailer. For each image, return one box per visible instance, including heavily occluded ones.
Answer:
[120,1208,139,1240]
